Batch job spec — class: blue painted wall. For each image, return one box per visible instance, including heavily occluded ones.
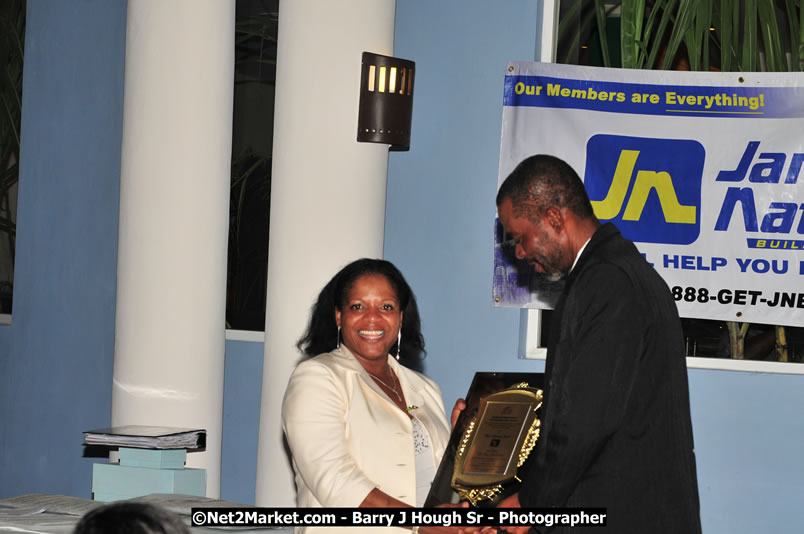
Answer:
[386,1,804,533]
[0,0,126,498]
[688,369,804,532]
[220,339,264,505]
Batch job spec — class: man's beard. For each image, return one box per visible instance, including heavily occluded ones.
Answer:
[529,270,566,293]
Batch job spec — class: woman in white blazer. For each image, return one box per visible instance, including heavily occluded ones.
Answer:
[282,259,471,534]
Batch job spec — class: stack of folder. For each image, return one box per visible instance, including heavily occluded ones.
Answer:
[84,426,207,502]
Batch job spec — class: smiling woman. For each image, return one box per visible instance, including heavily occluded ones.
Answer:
[336,274,404,375]
[295,258,427,371]
[280,258,461,534]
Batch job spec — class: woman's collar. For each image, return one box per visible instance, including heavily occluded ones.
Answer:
[332,344,397,375]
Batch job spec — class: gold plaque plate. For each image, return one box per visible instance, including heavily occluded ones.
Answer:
[452,383,543,506]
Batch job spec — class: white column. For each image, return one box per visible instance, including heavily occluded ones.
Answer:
[538,0,560,62]
[255,0,396,506]
[112,0,234,498]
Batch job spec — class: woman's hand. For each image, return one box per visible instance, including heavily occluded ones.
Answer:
[450,398,467,429]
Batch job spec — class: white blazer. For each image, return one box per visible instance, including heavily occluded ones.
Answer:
[281,345,451,533]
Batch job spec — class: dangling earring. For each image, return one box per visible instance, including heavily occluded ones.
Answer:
[396,330,402,360]
[336,326,341,349]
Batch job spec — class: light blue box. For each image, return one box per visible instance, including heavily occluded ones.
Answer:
[118,447,187,469]
[93,492,143,503]
[92,463,206,501]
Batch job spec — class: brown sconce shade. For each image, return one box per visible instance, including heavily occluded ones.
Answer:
[357,52,415,151]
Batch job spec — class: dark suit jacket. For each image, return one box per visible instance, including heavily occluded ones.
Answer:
[519,223,702,533]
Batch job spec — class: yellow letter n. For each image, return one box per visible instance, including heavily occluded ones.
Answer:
[590,149,696,224]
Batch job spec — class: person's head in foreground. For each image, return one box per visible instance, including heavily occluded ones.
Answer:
[73,501,190,534]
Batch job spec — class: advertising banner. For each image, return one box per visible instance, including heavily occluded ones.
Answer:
[493,62,804,327]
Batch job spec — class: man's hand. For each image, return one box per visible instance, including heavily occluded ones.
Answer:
[435,501,469,509]
[499,526,530,534]
[497,493,529,534]
[450,398,467,429]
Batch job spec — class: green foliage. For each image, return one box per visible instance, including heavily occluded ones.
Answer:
[0,0,24,310]
[560,0,804,72]
[227,149,271,330]
[226,3,277,330]
[234,10,278,85]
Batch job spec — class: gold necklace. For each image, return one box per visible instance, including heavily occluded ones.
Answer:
[369,368,402,403]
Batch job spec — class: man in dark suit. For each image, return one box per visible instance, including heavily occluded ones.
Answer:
[494,155,701,533]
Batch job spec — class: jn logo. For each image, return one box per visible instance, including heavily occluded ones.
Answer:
[584,135,704,245]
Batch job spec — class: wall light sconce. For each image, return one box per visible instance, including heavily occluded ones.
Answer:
[357,52,415,151]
